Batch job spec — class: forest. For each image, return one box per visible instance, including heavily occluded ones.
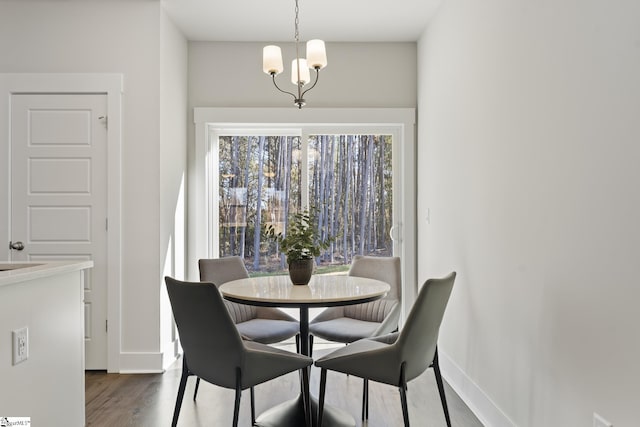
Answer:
[218,133,393,274]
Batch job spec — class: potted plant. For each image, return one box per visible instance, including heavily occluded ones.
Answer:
[265,208,331,285]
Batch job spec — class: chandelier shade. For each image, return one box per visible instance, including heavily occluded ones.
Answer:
[306,40,327,69]
[263,45,284,75]
[291,59,311,85]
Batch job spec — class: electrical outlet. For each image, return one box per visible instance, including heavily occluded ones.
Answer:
[593,413,613,427]
[12,327,29,365]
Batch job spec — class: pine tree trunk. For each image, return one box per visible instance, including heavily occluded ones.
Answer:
[253,136,266,270]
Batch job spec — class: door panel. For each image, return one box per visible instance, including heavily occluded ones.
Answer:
[30,158,92,193]
[10,93,108,369]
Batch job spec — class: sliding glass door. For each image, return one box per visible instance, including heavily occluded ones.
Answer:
[192,107,415,319]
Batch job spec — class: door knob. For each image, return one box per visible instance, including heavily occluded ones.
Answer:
[9,241,25,251]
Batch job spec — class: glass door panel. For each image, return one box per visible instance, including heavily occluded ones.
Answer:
[218,135,302,273]
[308,134,393,267]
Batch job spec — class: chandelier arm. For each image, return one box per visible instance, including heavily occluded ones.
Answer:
[271,73,298,101]
[300,68,321,98]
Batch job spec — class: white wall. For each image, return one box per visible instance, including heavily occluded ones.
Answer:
[188,42,417,110]
[418,1,640,426]
[159,10,188,368]
[0,0,172,371]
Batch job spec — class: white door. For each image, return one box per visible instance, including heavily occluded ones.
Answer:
[10,93,108,369]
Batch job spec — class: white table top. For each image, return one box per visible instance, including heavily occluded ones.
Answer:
[219,274,390,307]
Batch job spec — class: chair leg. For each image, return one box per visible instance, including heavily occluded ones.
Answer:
[309,334,314,357]
[172,356,190,427]
[318,368,327,427]
[233,367,242,427]
[361,378,369,421]
[399,363,410,427]
[433,348,452,427]
[344,343,349,377]
[193,377,200,401]
[250,386,256,425]
[301,367,312,427]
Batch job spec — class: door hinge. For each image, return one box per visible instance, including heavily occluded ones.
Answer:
[105,319,108,333]
[105,218,108,231]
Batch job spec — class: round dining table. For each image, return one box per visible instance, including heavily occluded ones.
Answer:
[220,273,390,427]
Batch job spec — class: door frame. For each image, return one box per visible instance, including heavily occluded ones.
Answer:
[0,73,123,373]
[191,107,416,319]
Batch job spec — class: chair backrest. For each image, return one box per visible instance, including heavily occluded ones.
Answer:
[198,257,257,323]
[344,255,401,322]
[165,277,245,389]
[396,272,456,382]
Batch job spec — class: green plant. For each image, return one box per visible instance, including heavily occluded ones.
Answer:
[265,209,332,264]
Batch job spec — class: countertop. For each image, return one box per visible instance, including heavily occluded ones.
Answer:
[0,261,94,287]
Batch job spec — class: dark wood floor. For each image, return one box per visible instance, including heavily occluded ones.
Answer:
[86,344,483,427]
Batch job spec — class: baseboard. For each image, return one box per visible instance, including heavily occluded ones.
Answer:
[439,350,517,427]
[162,338,181,370]
[118,351,165,374]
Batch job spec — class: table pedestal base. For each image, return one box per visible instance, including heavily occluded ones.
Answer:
[255,393,355,427]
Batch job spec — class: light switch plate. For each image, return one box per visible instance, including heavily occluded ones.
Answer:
[12,327,29,365]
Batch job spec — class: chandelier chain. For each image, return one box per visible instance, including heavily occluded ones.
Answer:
[294,0,302,97]
[294,0,300,43]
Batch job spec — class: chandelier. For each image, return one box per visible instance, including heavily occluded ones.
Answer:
[262,0,327,109]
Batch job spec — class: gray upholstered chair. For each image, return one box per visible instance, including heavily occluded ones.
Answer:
[199,257,299,344]
[195,257,300,399]
[165,277,313,427]
[308,255,401,355]
[315,272,456,427]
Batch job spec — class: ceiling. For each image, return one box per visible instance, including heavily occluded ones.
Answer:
[161,0,444,42]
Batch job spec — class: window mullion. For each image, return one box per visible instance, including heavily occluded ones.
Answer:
[300,129,310,210]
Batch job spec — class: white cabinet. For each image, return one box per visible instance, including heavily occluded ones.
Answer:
[0,261,92,426]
